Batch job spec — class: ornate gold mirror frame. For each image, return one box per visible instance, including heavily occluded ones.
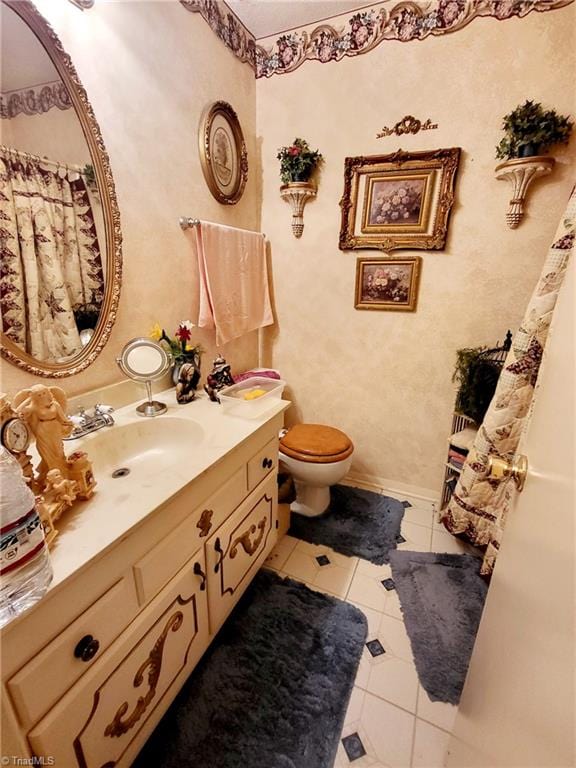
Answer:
[1,0,122,378]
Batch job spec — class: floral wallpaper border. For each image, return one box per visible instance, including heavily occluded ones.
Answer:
[180,0,256,69]
[1,80,72,119]
[180,0,573,79]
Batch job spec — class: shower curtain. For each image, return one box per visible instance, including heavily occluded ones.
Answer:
[440,186,575,575]
[0,146,104,362]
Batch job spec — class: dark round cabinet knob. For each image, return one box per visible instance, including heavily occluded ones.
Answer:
[262,457,273,470]
[74,634,100,662]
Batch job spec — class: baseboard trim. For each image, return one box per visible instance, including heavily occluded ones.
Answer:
[344,472,439,504]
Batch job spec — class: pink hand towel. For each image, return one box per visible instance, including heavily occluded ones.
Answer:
[193,222,274,346]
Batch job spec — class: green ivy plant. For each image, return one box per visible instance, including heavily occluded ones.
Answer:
[495,100,573,160]
[453,347,502,425]
[277,138,323,184]
[83,163,96,186]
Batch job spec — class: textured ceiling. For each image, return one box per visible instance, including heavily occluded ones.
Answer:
[226,0,374,40]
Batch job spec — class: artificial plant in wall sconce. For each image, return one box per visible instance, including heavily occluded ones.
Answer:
[494,101,573,228]
[278,138,322,238]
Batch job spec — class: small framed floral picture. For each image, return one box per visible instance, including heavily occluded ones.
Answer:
[354,257,421,312]
[339,148,460,251]
[198,101,248,205]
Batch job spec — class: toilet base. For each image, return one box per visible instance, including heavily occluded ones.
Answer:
[290,481,330,517]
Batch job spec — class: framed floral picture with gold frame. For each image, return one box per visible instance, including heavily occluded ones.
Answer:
[198,101,248,205]
[354,257,421,312]
[339,148,461,251]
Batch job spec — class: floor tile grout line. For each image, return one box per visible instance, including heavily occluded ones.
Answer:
[414,714,455,737]
[344,557,361,602]
[351,679,457,737]
[352,680,419,719]
[409,707,418,767]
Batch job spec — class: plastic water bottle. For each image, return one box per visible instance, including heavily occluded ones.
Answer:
[0,447,53,628]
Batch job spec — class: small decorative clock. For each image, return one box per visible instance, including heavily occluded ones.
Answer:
[1,416,31,455]
[0,397,35,487]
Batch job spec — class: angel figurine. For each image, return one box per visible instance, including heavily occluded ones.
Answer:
[13,385,74,484]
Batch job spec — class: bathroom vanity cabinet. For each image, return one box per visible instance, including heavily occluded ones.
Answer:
[0,404,285,767]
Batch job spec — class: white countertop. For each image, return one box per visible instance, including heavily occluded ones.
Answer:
[44,389,290,593]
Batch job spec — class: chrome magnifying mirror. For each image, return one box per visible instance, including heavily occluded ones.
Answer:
[117,338,172,417]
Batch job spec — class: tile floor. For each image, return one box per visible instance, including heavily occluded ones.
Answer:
[263,489,476,768]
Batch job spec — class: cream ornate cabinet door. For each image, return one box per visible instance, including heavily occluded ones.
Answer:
[27,551,210,768]
[206,473,278,632]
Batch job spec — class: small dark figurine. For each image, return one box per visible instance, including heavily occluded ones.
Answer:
[175,362,200,404]
[204,354,234,402]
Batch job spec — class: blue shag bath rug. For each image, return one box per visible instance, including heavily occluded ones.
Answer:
[289,484,405,565]
[389,551,488,705]
[134,569,367,768]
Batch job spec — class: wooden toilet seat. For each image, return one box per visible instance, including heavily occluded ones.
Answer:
[279,424,354,464]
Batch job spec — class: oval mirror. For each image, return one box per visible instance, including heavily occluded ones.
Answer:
[0,0,122,377]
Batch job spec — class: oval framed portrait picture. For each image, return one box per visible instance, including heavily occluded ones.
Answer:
[198,101,248,205]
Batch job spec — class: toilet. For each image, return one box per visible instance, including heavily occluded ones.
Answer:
[279,423,354,517]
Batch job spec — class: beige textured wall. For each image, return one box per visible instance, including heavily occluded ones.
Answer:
[1,107,91,167]
[1,0,259,397]
[257,8,576,495]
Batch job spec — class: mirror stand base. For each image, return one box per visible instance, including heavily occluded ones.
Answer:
[136,401,168,418]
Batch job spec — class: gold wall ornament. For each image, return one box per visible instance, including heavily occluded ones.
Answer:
[198,101,248,205]
[376,115,438,139]
[280,182,317,238]
[0,1,122,378]
[494,156,555,229]
[339,147,461,252]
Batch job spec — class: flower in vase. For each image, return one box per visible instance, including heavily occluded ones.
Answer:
[150,322,163,341]
[150,320,203,364]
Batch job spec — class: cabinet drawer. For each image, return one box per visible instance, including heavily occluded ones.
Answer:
[8,577,138,729]
[28,552,210,768]
[247,436,278,492]
[134,466,245,604]
[206,474,277,632]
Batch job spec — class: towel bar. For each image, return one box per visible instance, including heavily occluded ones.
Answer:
[179,217,265,238]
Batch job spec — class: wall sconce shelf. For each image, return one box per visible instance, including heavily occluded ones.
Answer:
[495,156,555,229]
[280,182,316,238]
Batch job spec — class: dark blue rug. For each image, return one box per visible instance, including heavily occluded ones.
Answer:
[134,570,367,768]
[289,484,405,565]
[389,551,488,705]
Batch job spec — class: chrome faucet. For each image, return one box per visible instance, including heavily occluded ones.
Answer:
[65,404,115,440]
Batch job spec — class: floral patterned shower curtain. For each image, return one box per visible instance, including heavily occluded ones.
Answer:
[440,186,575,575]
[0,146,104,362]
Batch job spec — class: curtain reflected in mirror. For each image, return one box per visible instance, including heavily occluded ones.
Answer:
[1,2,106,363]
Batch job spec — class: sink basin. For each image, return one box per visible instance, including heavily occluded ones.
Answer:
[70,417,205,477]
